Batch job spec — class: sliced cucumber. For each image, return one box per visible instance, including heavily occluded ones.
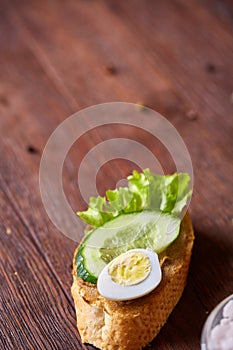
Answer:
[75,210,181,283]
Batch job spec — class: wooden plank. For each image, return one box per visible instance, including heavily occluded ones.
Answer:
[101,0,233,126]
[0,0,233,349]
[198,0,233,29]
[0,188,84,350]
[0,7,86,349]
[8,0,233,192]
[10,0,233,227]
[7,0,187,111]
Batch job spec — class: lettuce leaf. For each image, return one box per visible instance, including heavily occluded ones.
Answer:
[77,169,192,229]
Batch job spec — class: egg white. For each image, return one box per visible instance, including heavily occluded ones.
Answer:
[97,248,162,301]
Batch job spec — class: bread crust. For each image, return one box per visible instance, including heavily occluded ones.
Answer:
[71,213,194,350]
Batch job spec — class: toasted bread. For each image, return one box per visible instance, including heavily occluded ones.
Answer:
[71,213,194,350]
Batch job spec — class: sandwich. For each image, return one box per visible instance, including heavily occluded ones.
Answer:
[71,169,194,350]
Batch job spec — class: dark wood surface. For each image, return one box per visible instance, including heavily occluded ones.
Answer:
[1,1,233,349]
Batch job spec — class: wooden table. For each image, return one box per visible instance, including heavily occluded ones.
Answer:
[1,1,233,349]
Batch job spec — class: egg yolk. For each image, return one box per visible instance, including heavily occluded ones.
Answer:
[108,251,151,286]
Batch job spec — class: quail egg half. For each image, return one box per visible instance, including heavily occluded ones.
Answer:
[97,249,162,301]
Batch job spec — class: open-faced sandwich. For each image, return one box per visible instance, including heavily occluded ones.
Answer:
[71,169,194,350]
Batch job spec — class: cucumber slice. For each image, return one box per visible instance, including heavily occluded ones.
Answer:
[75,210,181,283]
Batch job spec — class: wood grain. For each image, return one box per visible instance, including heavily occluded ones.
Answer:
[0,0,233,349]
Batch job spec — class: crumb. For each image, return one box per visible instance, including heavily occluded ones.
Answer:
[14,271,18,276]
[186,110,198,121]
[6,228,12,235]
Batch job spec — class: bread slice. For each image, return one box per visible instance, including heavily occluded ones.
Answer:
[71,213,194,350]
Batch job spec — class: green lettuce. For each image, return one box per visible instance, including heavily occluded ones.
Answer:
[77,169,192,229]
